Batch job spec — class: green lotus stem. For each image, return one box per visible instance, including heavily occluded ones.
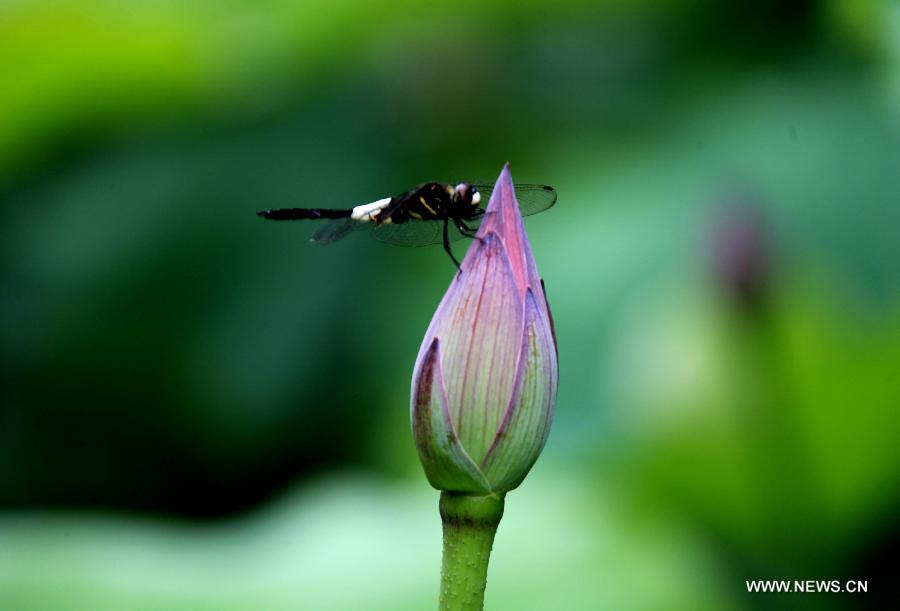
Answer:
[438,492,505,611]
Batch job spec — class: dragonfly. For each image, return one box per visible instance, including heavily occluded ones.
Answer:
[256,181,557,267]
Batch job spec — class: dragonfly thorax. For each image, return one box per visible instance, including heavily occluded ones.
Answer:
[362,182,480,226]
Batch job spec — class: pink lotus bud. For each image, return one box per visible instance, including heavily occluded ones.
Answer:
[711,198,770,311]
[411,165,558,495]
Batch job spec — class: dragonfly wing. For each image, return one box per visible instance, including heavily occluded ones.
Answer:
[311,218,367,245]
[473,183,557,217]
[371,220,466,247]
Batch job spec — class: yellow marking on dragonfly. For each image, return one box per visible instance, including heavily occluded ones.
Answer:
[419,197,437,215]
[409,210,423,220]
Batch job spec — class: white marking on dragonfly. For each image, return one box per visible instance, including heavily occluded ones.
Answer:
[472,191,481,205]
[350,197,391,222]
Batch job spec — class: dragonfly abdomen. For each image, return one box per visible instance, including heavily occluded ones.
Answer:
[256,208,352,220]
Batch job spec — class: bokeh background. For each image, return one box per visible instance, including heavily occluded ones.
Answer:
[2,1,899,609]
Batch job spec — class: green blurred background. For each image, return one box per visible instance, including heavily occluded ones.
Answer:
[2,1,898,609]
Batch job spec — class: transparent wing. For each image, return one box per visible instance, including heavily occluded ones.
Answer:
[311,218,368,245]
[371,220,466,247]
[472,183,557,217]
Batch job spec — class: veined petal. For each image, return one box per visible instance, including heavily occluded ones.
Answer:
[411,339,492,494]
[431,233,524,465]
[475,164,529,291]
[479,288,558,492]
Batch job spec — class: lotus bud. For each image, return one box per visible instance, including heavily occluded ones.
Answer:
[712,195,771,312]
[411,164,558,495]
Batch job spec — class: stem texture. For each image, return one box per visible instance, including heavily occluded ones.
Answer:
[438,492,505,611]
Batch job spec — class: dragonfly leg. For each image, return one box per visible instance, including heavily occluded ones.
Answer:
[454,218,480,240]
[443,218,461,269]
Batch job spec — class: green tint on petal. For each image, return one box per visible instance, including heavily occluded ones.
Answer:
[479,289,557,492]
[411,338,492,494]
[432,233,523,465]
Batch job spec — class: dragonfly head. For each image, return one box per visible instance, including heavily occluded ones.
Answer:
[453,183,481,208]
